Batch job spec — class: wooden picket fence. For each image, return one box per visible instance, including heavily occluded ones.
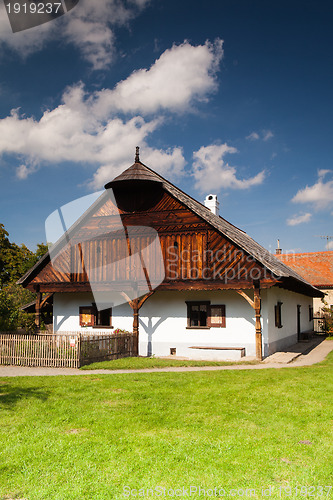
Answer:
[80,332,134,366]
[313,317,327,334]
[0,331,134,368]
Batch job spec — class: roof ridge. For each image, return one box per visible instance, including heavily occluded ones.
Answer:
[277,251,333,256]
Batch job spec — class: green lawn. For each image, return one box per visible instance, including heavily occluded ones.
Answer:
[0,353,333,500]
[80,356,258,370]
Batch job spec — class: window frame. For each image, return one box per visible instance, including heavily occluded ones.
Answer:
[186,301,210,329]
[186,301,226,329]
[79,305,113,328]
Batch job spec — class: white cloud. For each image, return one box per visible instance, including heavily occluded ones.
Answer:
[318,168,331,178]
[89,39,223,115]
[263,130,274,141]
[286,212,312,226]
[192,144,265,192]
[327,241,333,250]
[0,0,150,69]
[292,172,333,210]
[0,40,222,188]
[246,129,274,142]
[246,132,260,141]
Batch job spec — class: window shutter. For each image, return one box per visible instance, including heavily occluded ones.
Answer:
[208,305,226,328]
[79,306,95,327]
[95,307,112,327]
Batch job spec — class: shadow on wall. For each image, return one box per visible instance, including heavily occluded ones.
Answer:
[54,313,71,332]
[139,316,168,356]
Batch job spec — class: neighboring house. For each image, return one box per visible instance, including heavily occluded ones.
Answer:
[18,151,322,360]
[275,251,333,315]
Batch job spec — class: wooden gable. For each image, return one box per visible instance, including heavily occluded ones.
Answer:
[27,187,277,292]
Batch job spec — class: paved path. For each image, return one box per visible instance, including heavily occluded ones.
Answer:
[0,340,332,378]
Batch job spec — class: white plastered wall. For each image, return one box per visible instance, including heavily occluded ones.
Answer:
[53,287,314,360]
[261,287,313,356]
[53,290,258,360]
[313,289,333,315]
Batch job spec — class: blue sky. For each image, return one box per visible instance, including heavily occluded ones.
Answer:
[0,0,332,254]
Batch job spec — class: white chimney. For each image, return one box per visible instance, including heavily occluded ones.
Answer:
[204,194,219,216]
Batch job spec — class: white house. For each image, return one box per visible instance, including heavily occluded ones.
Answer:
[18,151,323,360]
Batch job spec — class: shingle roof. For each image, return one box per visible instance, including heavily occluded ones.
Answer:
[105,161,163,186]
[275,251,333,288]
[122,162,321,293]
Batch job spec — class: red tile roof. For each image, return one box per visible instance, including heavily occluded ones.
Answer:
[275,251,333,288]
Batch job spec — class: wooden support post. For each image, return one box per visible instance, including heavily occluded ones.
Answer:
[132,299,139,356]
[236,286,262,360]
[35,286,42,331]
[254,282,262,361]
[120,291,154,357]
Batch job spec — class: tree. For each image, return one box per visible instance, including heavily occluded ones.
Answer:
[35,243,49,261]
[0,223,12,287]
[4,242,37,285]
[0,223,49,331]
[0,284,36,332]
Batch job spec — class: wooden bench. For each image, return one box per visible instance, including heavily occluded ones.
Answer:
[189,346,245,357]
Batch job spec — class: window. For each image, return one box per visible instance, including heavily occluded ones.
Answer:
[79,306,112,328]
[95,308,112,327]
[186,301,209,328]
[275,301,283,328]
[79,306,95,327]
[209,305,226,328]
[186,301,226,329]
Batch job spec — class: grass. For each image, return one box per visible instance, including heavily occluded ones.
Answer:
[80,356,258,370]
[0,353,333,499]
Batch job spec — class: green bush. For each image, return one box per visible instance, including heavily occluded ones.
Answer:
[0,284,37,332]
[320,300,333,336]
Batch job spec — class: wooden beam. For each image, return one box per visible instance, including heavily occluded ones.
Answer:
[120,291,155,356]
[27,279,279,294]
[138,291,154,310]
[120,291,154,311]
[254,282,262,361]
[120,291,133,306]
[132,299,139,356]
[236,290,254,309]
[158,280,277,291]
[236,285,262,360]
[35,285,41,330]
[40,292,53,309]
